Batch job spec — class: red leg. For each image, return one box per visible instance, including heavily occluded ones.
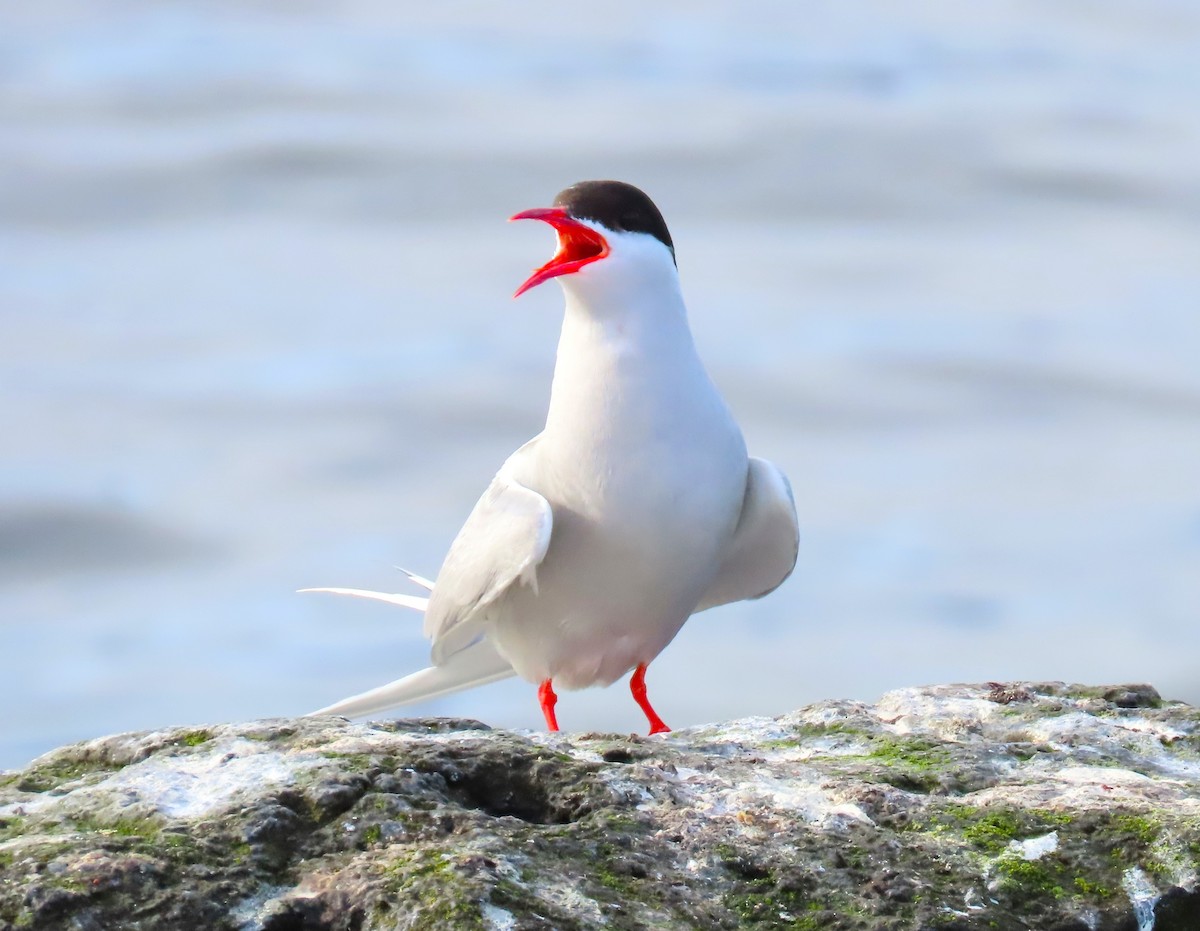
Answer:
[630,663,671,735]
[538,679,559,732]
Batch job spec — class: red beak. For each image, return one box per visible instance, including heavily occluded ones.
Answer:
[509,207,610,298]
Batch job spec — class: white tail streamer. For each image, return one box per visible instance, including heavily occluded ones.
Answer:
[298,587,429,613]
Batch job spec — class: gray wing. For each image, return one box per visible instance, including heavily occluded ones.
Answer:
[424,471,553,665]
[309,637,517,718]
[695,457,799,612]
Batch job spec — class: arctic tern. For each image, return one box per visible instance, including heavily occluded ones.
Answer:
[306,180,798,734]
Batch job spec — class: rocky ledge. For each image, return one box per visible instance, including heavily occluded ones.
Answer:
[2,683,1199,931]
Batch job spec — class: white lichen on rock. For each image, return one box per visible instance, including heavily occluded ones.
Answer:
[1123,866,1161,931]
[1009,830,1059,861]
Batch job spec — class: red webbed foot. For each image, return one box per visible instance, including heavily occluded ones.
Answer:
[630,663,671,735]
[538,679,559,732]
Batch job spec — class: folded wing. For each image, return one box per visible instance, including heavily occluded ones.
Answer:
[695,457,799,612]
[424,472,554,664]
[309,636,516,717]
[306,470,553,717]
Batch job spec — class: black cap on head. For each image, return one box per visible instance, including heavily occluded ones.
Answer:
[553,180,675,263]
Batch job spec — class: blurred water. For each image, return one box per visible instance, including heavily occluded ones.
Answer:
[2,1,1199,769]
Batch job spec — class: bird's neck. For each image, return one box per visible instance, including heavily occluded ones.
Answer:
[543,273,707,439]
[563,271,691,348]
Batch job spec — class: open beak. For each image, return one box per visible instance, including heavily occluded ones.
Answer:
[509,207,610,298]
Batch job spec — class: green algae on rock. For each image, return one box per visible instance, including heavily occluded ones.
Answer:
[1,683,1199,930]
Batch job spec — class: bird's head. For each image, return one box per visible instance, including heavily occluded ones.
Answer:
[510,180,677,300]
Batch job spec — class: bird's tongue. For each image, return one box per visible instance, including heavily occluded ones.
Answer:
[510,207,610,297]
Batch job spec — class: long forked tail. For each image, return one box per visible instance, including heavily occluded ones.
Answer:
[299,586,430,612]
[307,637,516,718]
[299,566,435,613]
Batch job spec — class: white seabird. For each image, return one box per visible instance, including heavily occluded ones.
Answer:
[306,180,799,734]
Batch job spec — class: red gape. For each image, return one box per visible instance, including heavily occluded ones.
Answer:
[538,679,559,732]
[630,663,671,735]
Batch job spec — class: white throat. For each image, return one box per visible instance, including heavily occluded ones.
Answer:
[544,230,702,438]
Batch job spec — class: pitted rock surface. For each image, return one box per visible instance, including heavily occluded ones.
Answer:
[2,683,1199,930]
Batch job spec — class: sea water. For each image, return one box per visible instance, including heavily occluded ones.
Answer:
[1,1,1198,768]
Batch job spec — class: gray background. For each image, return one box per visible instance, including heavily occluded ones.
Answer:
[2,1,1198,769]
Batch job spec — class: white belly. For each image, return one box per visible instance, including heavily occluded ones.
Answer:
[490,426,748,689]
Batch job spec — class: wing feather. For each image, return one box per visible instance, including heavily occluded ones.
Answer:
[308,637,516,718]
[424,472,553,664]
[695,457,799,612]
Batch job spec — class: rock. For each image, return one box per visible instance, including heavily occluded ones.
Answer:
[1,682,1198,931]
